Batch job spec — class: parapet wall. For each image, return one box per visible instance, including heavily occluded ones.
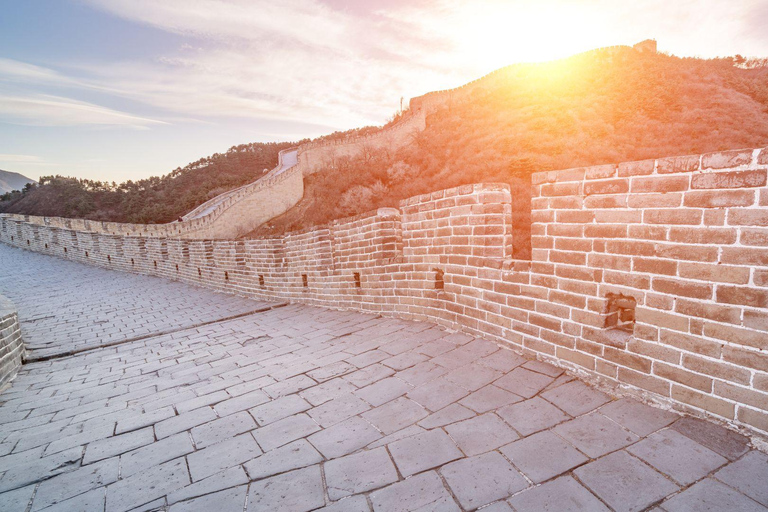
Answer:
[0,294,23,389]
[2,146,768,437]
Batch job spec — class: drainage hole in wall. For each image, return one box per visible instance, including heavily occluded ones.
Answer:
[353,272,361,288]
[302,274,308,289]
[131,258,134,265]
[154,260,157,268]
[259,275,265,287]
[198,268,202,277]
[434,268,444,290]
[224,271,229,281]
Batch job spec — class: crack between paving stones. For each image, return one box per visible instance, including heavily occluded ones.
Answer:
[22,302,289,363]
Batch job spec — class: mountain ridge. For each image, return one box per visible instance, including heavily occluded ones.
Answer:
[0,169,36,195]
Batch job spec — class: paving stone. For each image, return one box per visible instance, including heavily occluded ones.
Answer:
[354,377,413,407]
[154,407,217,439]
[325,447,399,500]
[346,349,390,369]
[252,413,321,452]
[574,451,679,512]
[497,397,569,436]
[671,417,750,461]
[443,363,503,391]
[494,368,555,398]
[81,427,155,465]
[105,457,190,512]
[406,377,469,412]
[168,485,247,512]
[308,393,370,428]
[190,411,256,448]
[367,424,426,449]
[247,465,325,512]
[343,364,395,388]
[662,477,768,512]
[166,466,248,505]
[387,428,463,477]
[554,412,639,458]
[0,484,35,512]
[715,450,768,506]
[44,487,106,512]
[249,395,311,426]
[244,439,323,480]
[418,403,476,429]
[115,406,175,435]
[522,359,565,378]
[500,430,588,483]
[175,390,230,414]
[628,429,728,485]
[213,389,270,417]
[507,475,610,512]
[541,381,611,416]
[362,397,428,435]
[308,361,356,382]
[120,432,194,477]
[307,416,381,459]
[187,433,262,482]
[442,451,528,509]
[381,351,429,370]
[599,398,679,437]
[394,361,447,387]
[444,413,518,456]
[32,457,118,510]
[263,375,317,399]
[314,494,370,512]
[370,471,460,512]
[459,384,522,413]
[300,378,358,406]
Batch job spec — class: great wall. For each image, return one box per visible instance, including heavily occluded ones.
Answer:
[2,141,768,445]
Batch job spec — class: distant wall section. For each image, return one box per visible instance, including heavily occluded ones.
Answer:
[0,295,23,389]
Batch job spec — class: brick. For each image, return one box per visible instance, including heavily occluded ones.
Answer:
[657,155,700,174]
[635,307,688,332]
[683,190,755,208]
[652,278,712,299]
[704,323,765,350]
[692,169,766,189]
[585,164,617,179]
[674,299,740,324]
[720,247,768,266]
[618,159,655,177]
[631,175,689,193]
[740,228,768,246]
[584,179,629,195]
[716,285,768,308]
[671,385,735,419]
[654,362,712,392]
[723,346,768,372]
[678,262,749,284]
[644,209,702,225]
[682,355,750,385]
[633,258,677,276]
[702,149,753,169]
[728,209,768,226]
[668,227,736,245]
[714,381,768,410]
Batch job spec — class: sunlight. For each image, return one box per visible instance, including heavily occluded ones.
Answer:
[450,1,613,72]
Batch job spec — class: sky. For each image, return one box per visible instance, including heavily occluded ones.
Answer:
[2,0,768,183]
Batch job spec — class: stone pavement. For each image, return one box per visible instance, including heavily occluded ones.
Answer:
[0,245,767,512]
[0,245,277,360]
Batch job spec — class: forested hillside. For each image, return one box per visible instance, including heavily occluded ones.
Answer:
[0,142,295,223]
[254,48,768,258]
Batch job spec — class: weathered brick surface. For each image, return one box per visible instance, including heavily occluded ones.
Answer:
[1,145,768,437]
[0,295,23,387]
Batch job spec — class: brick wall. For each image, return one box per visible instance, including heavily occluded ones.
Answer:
[2,146,767,437]
[0,295,23,389]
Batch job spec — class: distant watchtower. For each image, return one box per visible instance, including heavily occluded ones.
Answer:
[633,39,657,53]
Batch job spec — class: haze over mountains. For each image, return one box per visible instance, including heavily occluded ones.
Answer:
[2,47,768,235]
[0,170,35,195]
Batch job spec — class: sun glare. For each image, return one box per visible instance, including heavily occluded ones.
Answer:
[454,2,610,72]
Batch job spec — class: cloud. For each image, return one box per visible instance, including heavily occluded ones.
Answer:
[0,94,167,128]
[0,154,43,163]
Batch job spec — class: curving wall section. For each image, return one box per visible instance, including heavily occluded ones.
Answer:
[2,145,768,439]
[0,294,23,389]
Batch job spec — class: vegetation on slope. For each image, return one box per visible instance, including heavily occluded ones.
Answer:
[0,142,295,223]
[254,49,768,258]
